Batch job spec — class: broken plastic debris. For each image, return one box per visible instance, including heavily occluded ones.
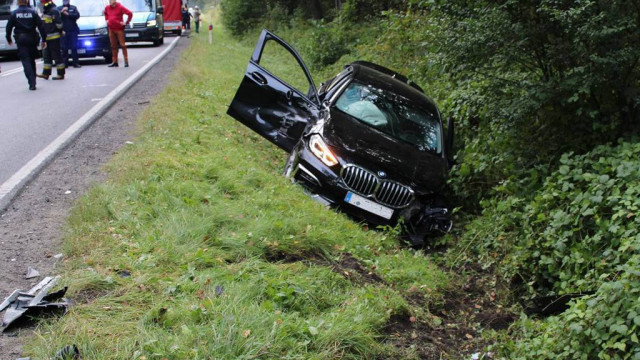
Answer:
[52,344,80,360]
[116,269,131,278]
[64,190,72,194]
[53,253,64,259]
[0,276,69,332]
[25,267,40,279]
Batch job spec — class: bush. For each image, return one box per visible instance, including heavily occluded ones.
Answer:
[452,141,640,297]
[220,0,266,36]
[499,255,640,360]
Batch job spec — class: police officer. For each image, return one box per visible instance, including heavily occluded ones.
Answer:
[58,0,80,68]
[37,0,65,80]
[5,0,47,90]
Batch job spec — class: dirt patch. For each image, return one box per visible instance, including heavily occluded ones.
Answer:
[381,268,516,359]
[330,252,386,285]
[0,36,190,359]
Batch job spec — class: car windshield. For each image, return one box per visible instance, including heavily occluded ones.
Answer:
[76,0,106,16]
[335,81,442,153]
[119,0,152,12]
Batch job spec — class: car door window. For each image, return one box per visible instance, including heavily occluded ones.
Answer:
[259,39,314,99]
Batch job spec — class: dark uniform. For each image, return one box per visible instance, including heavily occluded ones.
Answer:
[58,0,80,67]
[5,2,46,90]
[38,0,65,80]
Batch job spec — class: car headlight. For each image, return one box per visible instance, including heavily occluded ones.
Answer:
[94,27,108,36]
[309,134,338,167]
[146,19,157,27]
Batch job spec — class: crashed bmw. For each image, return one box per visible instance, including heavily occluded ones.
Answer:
[227,30,454,246]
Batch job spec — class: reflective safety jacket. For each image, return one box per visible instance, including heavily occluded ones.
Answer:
[41,3,63,41]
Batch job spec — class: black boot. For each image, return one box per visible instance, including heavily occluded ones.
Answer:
[107,62,119,67]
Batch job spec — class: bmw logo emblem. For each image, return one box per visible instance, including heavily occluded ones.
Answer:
[378,170,386,178]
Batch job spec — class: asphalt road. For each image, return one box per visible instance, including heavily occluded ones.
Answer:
[0,33,190,359]
[0,38,176,187]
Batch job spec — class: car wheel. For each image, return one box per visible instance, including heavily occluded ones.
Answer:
[104,55,111,64]
[153,38,161,46]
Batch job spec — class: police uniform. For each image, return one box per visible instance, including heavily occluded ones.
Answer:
[5,2,46,90]
[37,0,65,80]
[58,0,80,67]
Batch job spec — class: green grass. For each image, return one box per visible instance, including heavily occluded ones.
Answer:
[22,11,455,360]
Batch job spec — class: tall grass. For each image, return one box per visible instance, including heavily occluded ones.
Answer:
[22,11,454,359]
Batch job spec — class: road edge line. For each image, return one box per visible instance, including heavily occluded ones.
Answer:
[0,36,181,212]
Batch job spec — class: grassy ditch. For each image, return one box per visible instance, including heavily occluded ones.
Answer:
[21,15,490,360]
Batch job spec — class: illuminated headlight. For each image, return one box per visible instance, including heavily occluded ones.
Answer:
[94,27,108,36]
[146,19,157,27]
[309,134,338,167]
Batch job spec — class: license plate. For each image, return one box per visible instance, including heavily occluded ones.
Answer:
[77,48,86,54]
[344,192,394,219]
[125,33,138,38]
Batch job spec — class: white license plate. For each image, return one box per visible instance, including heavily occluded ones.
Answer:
[344,192,394,219]
[125,33,138,38]
[77,48,86,54]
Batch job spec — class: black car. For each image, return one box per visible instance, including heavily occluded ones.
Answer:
[227,30,454,246]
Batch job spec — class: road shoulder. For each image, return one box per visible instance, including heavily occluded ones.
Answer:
[0,35,190,359]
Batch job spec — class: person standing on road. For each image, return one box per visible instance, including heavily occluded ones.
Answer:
[181,5,191,32]
[58,0,81,68]
[193,5,201,34]
[37,0,65,80]
[5,0,47,90]
[104,0,132,67]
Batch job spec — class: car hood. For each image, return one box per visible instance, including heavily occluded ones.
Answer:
[321,108,448,193]
[78,16,107,31]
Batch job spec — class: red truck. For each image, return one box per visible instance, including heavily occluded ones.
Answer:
[161,0,183,35]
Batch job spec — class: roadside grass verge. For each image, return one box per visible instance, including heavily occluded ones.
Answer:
[22,15,457,359]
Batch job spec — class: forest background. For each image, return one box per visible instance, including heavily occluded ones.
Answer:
[221,0,640,358]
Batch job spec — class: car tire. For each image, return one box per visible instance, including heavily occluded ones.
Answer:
[104,55,111,64]
[153,38,161,46]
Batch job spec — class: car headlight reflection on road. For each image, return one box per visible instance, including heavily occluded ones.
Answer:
[309,134,338,167]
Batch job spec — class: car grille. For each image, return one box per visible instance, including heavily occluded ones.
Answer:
[131,23,147,29]
[341,165,414,208]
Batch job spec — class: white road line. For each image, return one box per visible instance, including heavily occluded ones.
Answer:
[0,37,180,211]
[0,60,44,77]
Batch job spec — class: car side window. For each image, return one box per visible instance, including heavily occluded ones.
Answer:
[259,39,314,99]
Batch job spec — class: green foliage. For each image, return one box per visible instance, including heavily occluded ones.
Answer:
[297,21,352,70]
[454,141,640,297]
[425,0,640,207]
[220,0,266,36]
[499,255,640,360]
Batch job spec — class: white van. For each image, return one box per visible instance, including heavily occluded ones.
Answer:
[0,0,40,57]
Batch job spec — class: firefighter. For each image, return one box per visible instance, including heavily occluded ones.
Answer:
[36,0,65,80]
[5,0,47,90]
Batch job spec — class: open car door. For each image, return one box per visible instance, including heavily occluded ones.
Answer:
[227,29,321,152]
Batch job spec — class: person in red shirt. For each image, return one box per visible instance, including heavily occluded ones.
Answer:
[103,0,132,67]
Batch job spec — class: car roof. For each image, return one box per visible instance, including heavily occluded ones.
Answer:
[348,61,439,112]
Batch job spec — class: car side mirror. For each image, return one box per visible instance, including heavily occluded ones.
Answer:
[157,5,163,14]
[445,116,455,168]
